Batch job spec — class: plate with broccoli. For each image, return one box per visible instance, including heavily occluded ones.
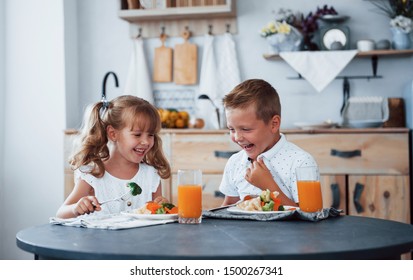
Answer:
[121,201,179,220]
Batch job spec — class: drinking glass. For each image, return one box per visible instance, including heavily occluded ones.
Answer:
[177,169,202,224]
[296,166,323,212]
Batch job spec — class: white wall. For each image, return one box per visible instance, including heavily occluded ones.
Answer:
[1,0,66,259]
[74,0,413,130]
[0,0,6,257]
[1,0,412,259]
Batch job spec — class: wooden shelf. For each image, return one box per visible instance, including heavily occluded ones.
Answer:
[118,0,237,38]
[263,49,413,60]
[118,3,236,22]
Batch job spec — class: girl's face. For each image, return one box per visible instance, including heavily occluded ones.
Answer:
[226,104,280,161]
[110,124,155,164]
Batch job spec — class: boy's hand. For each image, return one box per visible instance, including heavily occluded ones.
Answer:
[73,196,100,216]
[245,157,274,190]
[154,196,169,204]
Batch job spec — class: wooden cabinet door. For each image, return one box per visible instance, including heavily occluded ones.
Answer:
[348,175,410,223]
[170,133,239,173]
[320,175,347,212]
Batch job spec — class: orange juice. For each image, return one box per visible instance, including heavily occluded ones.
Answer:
[297,180,323,212]
[178,185,202,218]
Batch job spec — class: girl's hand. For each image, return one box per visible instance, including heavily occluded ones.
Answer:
[245,157,274,190]
[73,196,101,216]
[153,196,169,204]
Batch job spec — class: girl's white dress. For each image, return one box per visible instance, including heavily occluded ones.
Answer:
[75,163,160,215]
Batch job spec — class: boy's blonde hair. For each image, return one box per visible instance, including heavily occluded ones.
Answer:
[223,79,281,124]
[70,95,171,179]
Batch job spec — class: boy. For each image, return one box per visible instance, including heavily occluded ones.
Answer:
[219,79,318,207]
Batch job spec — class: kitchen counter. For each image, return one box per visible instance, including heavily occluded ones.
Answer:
[64,127,410,135]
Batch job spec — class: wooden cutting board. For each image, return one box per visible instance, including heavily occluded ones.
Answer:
[153,34,173,83]
[174,30,197,85]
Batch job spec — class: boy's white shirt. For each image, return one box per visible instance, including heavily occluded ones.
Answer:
[219,133,318,203]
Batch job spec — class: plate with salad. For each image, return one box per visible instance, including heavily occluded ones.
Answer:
[227,205,298,215]
[121,201,178,220]
[229,189,299,215]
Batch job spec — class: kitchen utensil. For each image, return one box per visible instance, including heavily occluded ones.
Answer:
[153,33,172,82]
[383,98,406,127]
[99,191,133,205]
[208,201,241,212]
[207,195,259,212]
[174,29,197,85]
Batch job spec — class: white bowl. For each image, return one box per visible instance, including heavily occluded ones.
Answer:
[357,40,375,51]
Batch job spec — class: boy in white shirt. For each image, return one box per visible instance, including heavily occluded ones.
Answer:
[219,79,318,207]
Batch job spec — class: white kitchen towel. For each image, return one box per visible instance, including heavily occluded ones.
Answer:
[215,32,241,128]
[198,33,220,129]
[217,32,241,96]
[280,50,358,92]
[124,37,154,104]
[50,214,175,230]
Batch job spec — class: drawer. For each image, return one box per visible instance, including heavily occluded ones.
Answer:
[171,174,224,210]
[170,133,240,173]
[286,133,409,175]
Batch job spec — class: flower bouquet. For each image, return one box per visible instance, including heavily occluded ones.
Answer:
[260,20,302,54]
[366,0,413,49]
[390,14,413,32]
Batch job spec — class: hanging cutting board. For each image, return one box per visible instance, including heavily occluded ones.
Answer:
[174,30,197,85]
[153,34,173,83]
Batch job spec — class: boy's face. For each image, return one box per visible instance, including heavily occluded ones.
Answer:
[225,104,280,161]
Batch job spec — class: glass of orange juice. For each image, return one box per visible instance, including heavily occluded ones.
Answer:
[296,166,323,212]
[177,169,202,224]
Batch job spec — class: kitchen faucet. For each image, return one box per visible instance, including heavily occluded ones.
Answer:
[101,71,119,108]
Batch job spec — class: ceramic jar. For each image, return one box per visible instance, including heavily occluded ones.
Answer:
[391,27,411,49]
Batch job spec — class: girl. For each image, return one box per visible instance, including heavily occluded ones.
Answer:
[56,95,171,218]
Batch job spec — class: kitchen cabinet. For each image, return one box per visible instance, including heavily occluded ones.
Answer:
[286,129,410,224]
[63,128,411,223]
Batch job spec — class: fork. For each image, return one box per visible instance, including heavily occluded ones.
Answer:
[99,191,132,205]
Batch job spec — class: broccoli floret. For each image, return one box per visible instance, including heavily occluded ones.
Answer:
[262,201,275,211]
[156,207,166,214]
[127,182,142,196]
[161,202,175,210]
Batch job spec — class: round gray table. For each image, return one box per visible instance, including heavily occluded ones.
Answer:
[16,215,413,260]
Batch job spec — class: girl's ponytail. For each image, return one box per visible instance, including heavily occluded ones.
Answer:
[69,101,110,177]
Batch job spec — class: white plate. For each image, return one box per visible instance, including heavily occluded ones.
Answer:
[294,122,337,130]
[121,211,178,220]
[227,206,298,215]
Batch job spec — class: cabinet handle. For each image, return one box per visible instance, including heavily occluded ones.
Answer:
[330,183,340,209]
[330,149,361,158]
[214,151,238,159]
[353,182,364,213]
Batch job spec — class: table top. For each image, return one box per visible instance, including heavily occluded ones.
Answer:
[16,215,413,260]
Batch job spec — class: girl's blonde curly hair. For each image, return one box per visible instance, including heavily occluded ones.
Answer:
[70,95,171,179]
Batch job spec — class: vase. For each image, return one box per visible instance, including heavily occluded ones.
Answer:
[266,28,303,54]
[391,27,411,50]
